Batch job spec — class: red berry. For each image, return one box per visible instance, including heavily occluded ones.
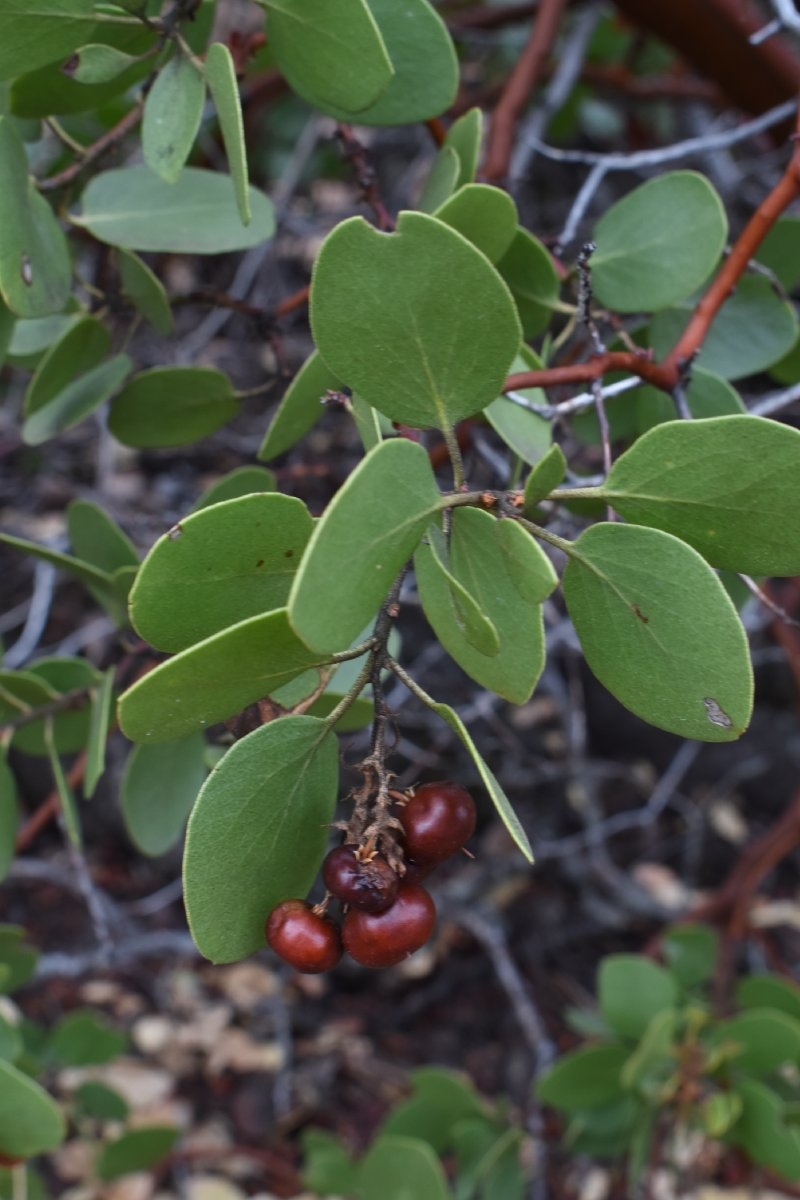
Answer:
[342,882,436,968]
[322,845,398,913]
[266,899,342,973]
[398,781,476,863]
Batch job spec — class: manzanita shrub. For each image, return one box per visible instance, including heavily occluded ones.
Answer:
[2,0,800,1177]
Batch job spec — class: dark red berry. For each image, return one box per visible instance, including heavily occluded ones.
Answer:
[322,845,398,913]
[398,781,477,863]
[342,882,436,968]
[266,899,342,973]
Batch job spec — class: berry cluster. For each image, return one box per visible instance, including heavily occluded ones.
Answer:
[266,781,476,972]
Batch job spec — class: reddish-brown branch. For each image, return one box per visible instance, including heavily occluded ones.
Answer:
[503,120,800,399]
[482,0,569,182]
[425,117,448,147]
[37,103,144,192]
[273,283,310,318]
[15,752,87,853]
[336,124,395,231]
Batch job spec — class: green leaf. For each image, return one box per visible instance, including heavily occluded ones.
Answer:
[563,1096,641,1158]
[0,1013,22,1064]
[117,248,172,335]
[453,1121,523,1200]
[0,300,13,371]
[84,668,115,799]
[737,974,800,1022]
[662,923,718,989]
[96,1127,180,1181]
[524,445,567,510]
[0,1060,65,1159]
[598,955,679,1039]
[131,493,313,651]
[23,353,131,445]
[48,1010,126,1067]
[485,350,551,466]
[258,350,342,461]
[380,1068,487,1153]
[183,715,338,962]
[732,1080,800,1179]
[7,313,78,364]
[649,275,798,379]
[418,524,500,657]
[121,733,207,856]
[496,228,560,338]
[356,1134,450,1200]
[562,523,753,741]
[591,171,727,312]
[265,0,393,114]
[193,466,277,510]
[702,1090,742,1138]
[429,702,533,862]
[418,146,460,214]
[4,657,100,758]
[312,212,521,429]
[302,1130,358,1196]
[118,608,331,743]
[433,185,517,264]
[444,108,482,189]
[74,167,275,254]
[143,51,205,184]
[67,500,138,575]
[536,1045,629,1111]
[599,416,800,575]
[44,717,81,847]
[0,927,38,993]
[0,757,17,884]
[108,366,238,448]
[323,0,458,126]
[352,393,384,452]
[0,0,98,80]
[72,1081,129,1122]
[69,43,140,84]
[621,1009,677,1089]
[634,368,744,433]
[756,215,800,290]
[0,118,71,318]
[712,1010,800,1075]
[417,508,551,704]
[289,439,440,653]
[205,42,250,225]
[24,315,109,417]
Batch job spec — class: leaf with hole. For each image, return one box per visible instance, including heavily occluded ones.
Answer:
[599,416,800,575]
[122,733,207,856]
[74,167,275,254]
[591,171,727,312]
[205,42,250,224]
[118,609,332,743]
[0,0,99,79]
[312,212,521,429]
[562,522,753,741]
[131,493,313,651]
[0,117,71,318]
[69,43,141,84]
[108,366,238,448]
[289,439,440,653]
[183,715,338,962]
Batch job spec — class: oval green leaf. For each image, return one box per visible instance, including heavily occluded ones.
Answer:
[24,315,109,417]
[598,955,679,1039]
[108,366,238,448]
[142,51,205,184]
[601,415,800,575]
[485,349,551,466]
[22,353,131,445]
[562,522,753,741]
[97,1127,180,1181]
[205,42,250,224]
[121,733,207,856]
[118,608,332,743]
[592,171,727,312]
[258,350,342,461]
[311,212,521,429]
[357,1135,450,1200]
[183,715,338,962]
[67,499,138,575]
[130,493,313,651]
[192,466,276,510]
[117,248,173,335]
[433,184,517,264]
[0,1060,65,1159]
[713,1010,800,1075]
[496,228,560,338]
[289,438,440,653]
[0,0,98,79]
[536,1045,629,1112]
[74,167,275,254]
[737,975,800,1022]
